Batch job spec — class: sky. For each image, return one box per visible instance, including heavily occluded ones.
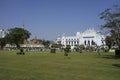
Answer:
[0,0,120,40]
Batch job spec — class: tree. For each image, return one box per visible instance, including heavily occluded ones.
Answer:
[6,27,31,49]
[100,5,120,49]
[79,44,85,53]
[50,43,58,53]
[74,45,79,52]
[65,45,71,53]
[40,39,50,48]
[63,45,71,56]
[0,38,6,49]
[105,36,113,49]
[51,43,58,48]
[79,44,85,50]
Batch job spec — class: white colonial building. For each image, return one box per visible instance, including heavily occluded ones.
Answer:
[0,29,6,38]
[56,28,105,49]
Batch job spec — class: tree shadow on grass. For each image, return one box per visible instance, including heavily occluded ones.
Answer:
[112,64,120,68]
[96,54,120,68]
[99,54,120,59]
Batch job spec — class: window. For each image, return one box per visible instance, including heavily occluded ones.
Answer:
[71,41,73,46]
[84,40,86,45]
[77,41,79,45]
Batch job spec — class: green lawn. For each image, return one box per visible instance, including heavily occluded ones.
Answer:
[0,50,120,80]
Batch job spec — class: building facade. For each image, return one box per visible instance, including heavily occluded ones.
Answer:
[56,28,105,49]
[0,29,6,38]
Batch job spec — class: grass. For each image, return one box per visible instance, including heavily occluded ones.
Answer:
[0,50,120,80]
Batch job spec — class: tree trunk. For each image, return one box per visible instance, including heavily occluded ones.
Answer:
[16,43,20,49]
[115,49,120,56]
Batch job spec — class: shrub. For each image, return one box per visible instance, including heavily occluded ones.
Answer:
[50,48,56,53]
[74,45,79,52]
[115,49,120,56]
[79,44,85,53]
[64,48,68,56]
[16,48,25,55]
[86,46,94,52]
[75,48,79,52]
[65,45,71,53]
[64,52,68,56]
[63,45,71,56]
[79,44,85,50]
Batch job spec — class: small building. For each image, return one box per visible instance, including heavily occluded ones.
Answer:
[56,28,105,49]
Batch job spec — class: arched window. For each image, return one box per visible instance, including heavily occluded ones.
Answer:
[84,40,86,45]
[88,40,90,45]
[71,41,73,46]
[91,40,95,45]
[77,41,79,45]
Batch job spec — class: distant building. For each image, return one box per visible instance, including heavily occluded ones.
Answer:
[56,28,105,49]
[1,24,45,50]
[0,29,6,38]
[5,37,44,51]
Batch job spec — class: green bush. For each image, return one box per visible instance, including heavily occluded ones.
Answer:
[86,46,94,52]
[76,48,79,52]
[16,48,25,55]
[64,48,71,53]
[77,44,85,53]
[79,44,85,50]
[64,52,68,56]
[62,45,71,56]
[50,48,56,53]
[65,45,71,53]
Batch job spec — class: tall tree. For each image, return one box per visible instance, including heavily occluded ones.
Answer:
[100,5,120,49]
[51,43,59,48]
[0,38,6,49]
[105,36,113,49]
[6,27,31,49]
